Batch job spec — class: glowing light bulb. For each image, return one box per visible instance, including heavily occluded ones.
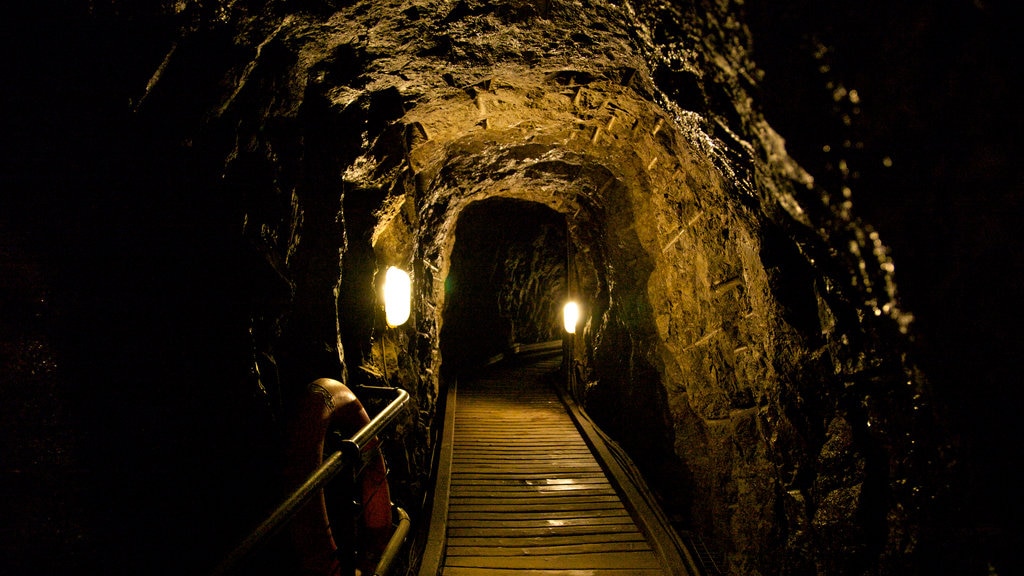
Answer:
[563,301,580,334]
[383,267,411,327]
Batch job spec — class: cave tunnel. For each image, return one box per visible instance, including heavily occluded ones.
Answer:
[440,198,568,376]
[1,1,1020,576]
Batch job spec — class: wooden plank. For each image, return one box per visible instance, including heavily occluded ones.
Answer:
[451,472,608,480]
[453,435,581,440]
[451,489,619,497]
[443,568,664,576]
[451,490,618,499]
[450,493,622,501]
[444,551,663,569]
[447,531,647,548]
[450,471,605,478]
[450,463,604,471]
[454,432,578,436]
[450,491,618,500]
[452,454,596,460]
[447,516,636,529]
[451,484,615,493]
[456,418,571,422]
[449,508,627,518]
[449,500,625,510]
[449,505,626,516]
[445,541,654,556]
[450,466,604,473]
[456,415,574,419]
[453,450,594,456]
[451,450,593,456]
[456,477,607,485]
[452,444,592,451]
[446,524,644,539]
[449,464,604,473]
[453,440,591,446]
[453,437,587,442]
[453,450,595,455]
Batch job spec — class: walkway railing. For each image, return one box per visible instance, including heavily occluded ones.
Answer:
[212,385,411,576]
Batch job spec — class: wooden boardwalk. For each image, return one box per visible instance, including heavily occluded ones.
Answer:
[420,356,685,575]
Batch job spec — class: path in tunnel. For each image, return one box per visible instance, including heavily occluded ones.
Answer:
[423,356,681,575]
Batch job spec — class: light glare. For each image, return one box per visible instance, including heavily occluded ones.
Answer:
[384,267,411,327]
[563,301,579,334]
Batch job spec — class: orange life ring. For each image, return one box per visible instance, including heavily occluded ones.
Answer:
[283,378,394,576]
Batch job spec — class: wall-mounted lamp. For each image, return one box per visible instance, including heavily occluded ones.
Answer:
[563,301,580,334]
[383,266,411,327]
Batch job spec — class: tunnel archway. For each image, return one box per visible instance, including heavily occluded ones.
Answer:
[439,197,568,378]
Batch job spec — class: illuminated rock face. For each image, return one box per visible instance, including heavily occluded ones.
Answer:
[148,1,963,574]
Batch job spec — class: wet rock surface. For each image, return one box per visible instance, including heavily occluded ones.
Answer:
[2,0,1017,575]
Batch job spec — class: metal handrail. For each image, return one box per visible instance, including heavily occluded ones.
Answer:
[348,386,410,454]
[374,505,412,576]
[211,386,410,576]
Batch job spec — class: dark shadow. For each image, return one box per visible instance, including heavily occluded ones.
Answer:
[439,198,566,379]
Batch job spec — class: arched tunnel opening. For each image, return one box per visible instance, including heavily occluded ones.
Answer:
[440,198,567,377]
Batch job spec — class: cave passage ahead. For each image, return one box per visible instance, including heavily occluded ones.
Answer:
[440,198,568,377]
